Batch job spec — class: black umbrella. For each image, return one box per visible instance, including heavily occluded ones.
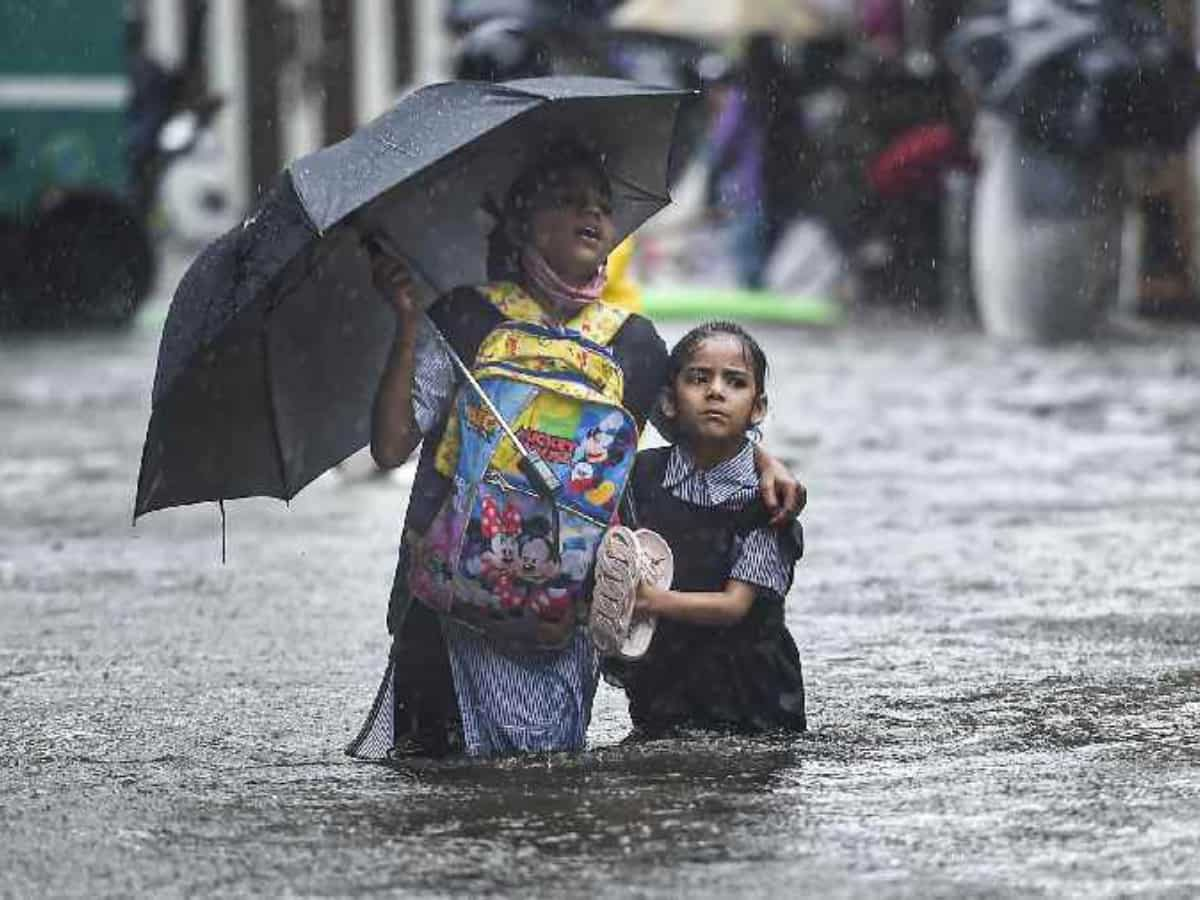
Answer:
[135,76,690,518]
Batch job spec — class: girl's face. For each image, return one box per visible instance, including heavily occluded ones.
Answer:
[526,166,615,285]
[664,335,766,447]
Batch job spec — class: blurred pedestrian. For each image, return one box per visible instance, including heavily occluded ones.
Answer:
[705,77,768,288]
[747,33,807,284]
[856,58,976,308]
[861,0,905,58]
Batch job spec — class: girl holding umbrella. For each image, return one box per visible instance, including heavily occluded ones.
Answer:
[348,138,804,760]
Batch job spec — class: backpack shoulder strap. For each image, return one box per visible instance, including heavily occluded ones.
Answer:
[633,445,673,487]
[428,285,504,364]
[476,282,630,347]
[566,301,630,347]
[619,447,672,529]
[476,281,544,324]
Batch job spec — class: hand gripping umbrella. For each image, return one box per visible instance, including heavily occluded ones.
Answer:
[135,76,691,519]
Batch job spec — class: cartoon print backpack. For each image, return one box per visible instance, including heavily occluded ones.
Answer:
[409,282,639,650]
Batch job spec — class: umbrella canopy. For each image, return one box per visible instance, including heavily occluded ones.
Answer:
[610,0,831,42]
[136,76,690,518]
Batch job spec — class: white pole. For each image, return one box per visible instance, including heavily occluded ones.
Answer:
[354,0,396,120]
[210,0,250,214]
[414,0,450,87]
[145,0,185,69]
[280,0,323,159]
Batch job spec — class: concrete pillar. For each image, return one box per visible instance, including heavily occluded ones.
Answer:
[1166,0,1199,299]
[320,0,397,141]
[246,0,284,200]
[278,0,323,159]
[320,0,356,143]
[393,0,416,89]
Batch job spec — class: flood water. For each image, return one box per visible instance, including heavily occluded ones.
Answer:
[3,264,1199,896]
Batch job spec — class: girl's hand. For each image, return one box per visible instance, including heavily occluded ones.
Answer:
[365,236,417,319]
[634,579,755,625]
[755,447,806,527]
[634,580,659,613]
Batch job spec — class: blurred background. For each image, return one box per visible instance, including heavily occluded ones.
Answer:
[5,7,1200,894]
[3,0,1200,339]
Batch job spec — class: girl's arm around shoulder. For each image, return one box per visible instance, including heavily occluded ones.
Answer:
[635,579,757,627]
[612,313,670,431]
[752,444,807,527]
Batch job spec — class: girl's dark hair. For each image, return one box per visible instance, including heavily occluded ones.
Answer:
[486,137,612,280]
[668,321,769,400]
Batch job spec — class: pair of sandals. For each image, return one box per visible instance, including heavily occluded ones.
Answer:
[588,525,673,659]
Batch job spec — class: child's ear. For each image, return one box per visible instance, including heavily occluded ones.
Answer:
[750,393,767,428]
[658,387,677,421]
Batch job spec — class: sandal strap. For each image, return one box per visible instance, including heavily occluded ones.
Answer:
[589,526,640,655]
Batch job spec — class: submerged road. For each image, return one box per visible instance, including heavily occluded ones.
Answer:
[3,257,1199,896]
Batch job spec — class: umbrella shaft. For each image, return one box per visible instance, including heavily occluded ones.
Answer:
[430,325,562,496]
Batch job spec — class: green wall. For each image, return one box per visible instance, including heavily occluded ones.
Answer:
[0,1,129,215]
[0,0,125,76]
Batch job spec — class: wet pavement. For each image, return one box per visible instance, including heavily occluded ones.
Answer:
[3,255,1200,897]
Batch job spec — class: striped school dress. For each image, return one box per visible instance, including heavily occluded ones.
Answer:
[603,443,807,737]
[444,622,597,757]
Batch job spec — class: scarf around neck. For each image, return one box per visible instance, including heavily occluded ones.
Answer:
[520,245,607,319]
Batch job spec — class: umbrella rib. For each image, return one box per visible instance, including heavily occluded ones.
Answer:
[260,325,293,501]
[608,171,670,205]
[290,175,322,237]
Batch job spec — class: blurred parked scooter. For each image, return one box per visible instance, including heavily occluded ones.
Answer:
[0,1,221,330]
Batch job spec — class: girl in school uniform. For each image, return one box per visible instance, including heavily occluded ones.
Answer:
[603,322,807,738]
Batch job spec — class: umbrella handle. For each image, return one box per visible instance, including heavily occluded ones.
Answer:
[518,454,562,498]
[429,322,561,491]
[359,226,448,299]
